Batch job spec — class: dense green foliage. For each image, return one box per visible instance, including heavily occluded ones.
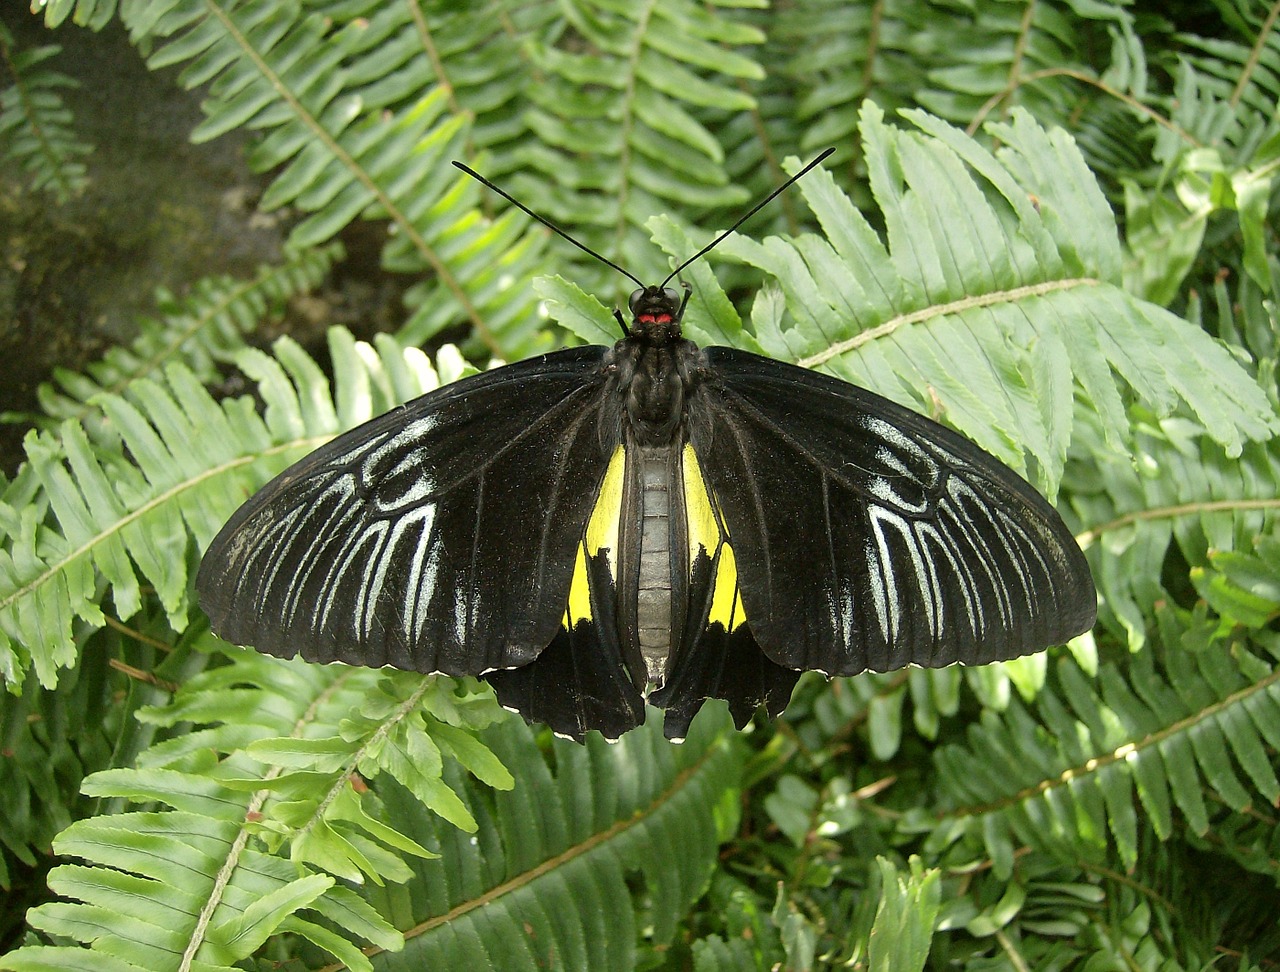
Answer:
[2,0,1280,968]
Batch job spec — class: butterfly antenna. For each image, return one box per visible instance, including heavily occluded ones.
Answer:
[452,161,646,290]
[660,147,834,288]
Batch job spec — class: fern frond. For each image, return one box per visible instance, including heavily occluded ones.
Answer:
[1175,2,1280,148]
[0,651,513,972]
[934,621,1280,877]
[773,0,935,159]
[120,1,551,357]
[0,25,91,202]
[37,244,342,428]
[0,328,445,690]
[357,708,743,969]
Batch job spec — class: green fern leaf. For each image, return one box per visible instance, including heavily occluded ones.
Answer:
[692,933,759,971]
[320,0,562,159]
[0,651,515,971]
[29,0,118,30]
[584,105,1277,495]
[359,708,743,970]
[867,856,940,972]
[511,0,765,296]
[1071,406,1280,649]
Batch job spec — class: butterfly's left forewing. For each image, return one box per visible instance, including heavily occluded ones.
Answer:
[690,347,1096,677]
[197,347,617,679]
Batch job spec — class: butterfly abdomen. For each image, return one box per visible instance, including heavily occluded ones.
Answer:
[635,445,675,682]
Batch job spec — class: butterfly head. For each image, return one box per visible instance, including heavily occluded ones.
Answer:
[628,285,685,341]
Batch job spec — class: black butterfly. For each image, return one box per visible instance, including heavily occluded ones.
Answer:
[197,152,1096,741]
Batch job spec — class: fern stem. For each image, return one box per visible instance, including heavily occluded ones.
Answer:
[995,927,1032,972]
[967,68,1202,149]
[1230,0,1280,108]
[1078,861,1177,915]
[292,676,433,846]
[62,256,331,421]
[103,613,173,652]
[1075,497,1280,549]
[796,278,1098,369]
[407,1,459,114]
[612,0,659,264]
[107,657,179,692]
[1005,0,1037,114]
[0,31,77,200]
[179,669,358,971]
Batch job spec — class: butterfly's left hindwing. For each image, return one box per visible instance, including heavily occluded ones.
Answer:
[485,447,648,741]
[196,347,615,677]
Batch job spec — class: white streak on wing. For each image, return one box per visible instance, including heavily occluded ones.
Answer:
[368,451,435,511]
[453,586,469,646]
[917,517,983,638]
[232,505,301,607]
[989,506,1051,613]
[392,504,437,639]
[837,578,855,653]
[869,475,931,515]
[911,521,946,639]
[360,507,431,630]
[905,520,938,638]
[312,519,373,635]
[312,508,387,633]
[876,449,914,478]
[865,416,926,457]
[867,506,904,643]
[336,414,438,471]
[865,540,891,645]
[413,536,443,641]
[281,478,363,627]
[941,479,1013,627]
[348,520,390,637]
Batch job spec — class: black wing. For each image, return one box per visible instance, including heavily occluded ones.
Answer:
[197,346,615,677]
[691,347,1096,676]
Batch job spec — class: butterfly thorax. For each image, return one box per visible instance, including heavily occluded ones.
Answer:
[608,282,703,449]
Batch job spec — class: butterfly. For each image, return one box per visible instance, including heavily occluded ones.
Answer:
[197,151,1096,741]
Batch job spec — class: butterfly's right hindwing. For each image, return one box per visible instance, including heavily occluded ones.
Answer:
[197,347,615,677]
[650,445,802,739]
[485,446,648,741]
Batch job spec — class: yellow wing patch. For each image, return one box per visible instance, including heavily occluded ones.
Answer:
[683,445,747,630]
[586,446,626,556]
[565,446,627,628]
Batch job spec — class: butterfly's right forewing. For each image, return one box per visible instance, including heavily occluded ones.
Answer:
[197,347,615,677]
